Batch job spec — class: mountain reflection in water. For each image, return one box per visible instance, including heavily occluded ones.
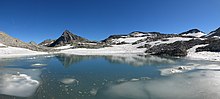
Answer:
[56,54,176,67]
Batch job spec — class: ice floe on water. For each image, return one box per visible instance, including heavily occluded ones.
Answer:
[0,73,40,97]
[187,44,220,62]
[90,88,98,96]
[117,77,151,83]
[0,68,42,97]
[160,60,220,76]
[31,63,47,67]
[27,57,37,60]
[60,78,79,85]
[104,70,220,99]
[160,66,194,76]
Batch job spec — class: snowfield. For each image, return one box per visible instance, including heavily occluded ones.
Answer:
[187,44,220,61]
[111,36,147,44]
[59,44,146,55]
[146,37,193,46]
[181,32,206,38]
[0,45,48,58]
[0,43,6,47]
[54,44,72,50]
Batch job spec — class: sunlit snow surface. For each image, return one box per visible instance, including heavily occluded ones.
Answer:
[0,54,220,99]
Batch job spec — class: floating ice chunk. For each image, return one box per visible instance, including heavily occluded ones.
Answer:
[90,88,98,96]
[61,78,79,85]
[117,78,127,83]
[130,78,140,82]
[44,55,54,58]
[140,77,151,80]
[160,66,194,76]
[31,63,47,67]
[27,57,36,60]
[0,73,40,97]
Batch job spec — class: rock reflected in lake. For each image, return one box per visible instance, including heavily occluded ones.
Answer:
[55,54,176,67]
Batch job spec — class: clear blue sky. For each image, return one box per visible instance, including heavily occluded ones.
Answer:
[0,0,220,43]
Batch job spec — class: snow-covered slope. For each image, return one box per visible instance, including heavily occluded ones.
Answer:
[181,32,206,38]
[180,29,206,38]
[187,44,220,61]
[111,36,148,44]
[0,46,47,58]
[103,31,160,44]
[54,44,72,50]
[0,43,6,47]
[59,44,146,55]
[146,37,193,46]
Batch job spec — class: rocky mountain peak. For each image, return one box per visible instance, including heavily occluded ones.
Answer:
[62,30,74,36]
[49,30,88,47]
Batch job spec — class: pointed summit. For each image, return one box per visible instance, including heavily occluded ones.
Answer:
[62,30,73,35]
[49,30,89,47]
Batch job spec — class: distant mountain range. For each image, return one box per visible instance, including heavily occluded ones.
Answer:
[1,27,220,56]
[37,27,220,47]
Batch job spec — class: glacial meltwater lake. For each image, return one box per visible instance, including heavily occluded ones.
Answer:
[0,54,220,99]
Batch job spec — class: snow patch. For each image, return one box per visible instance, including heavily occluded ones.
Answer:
[111,37,147,44]
[147,37,192,46]
[187,44,220,61]
[160,66,194,76]
[182,32,206,38]
[59,44,146,55]
[0,43,6,47]
[54,44,72,50]
[0,46,48,58]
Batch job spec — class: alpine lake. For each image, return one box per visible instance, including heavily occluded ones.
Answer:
[0,54,220,99]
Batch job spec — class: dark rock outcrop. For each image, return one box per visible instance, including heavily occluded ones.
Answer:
[207,27,220,37]
[39,39,55,47]
[146,39,207,56]
[101,34,128,44]
[180,29,202,35]
[49,30,89,47]
[196,38,220,52]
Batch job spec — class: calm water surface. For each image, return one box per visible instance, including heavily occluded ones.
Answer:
[0,54,220,99]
